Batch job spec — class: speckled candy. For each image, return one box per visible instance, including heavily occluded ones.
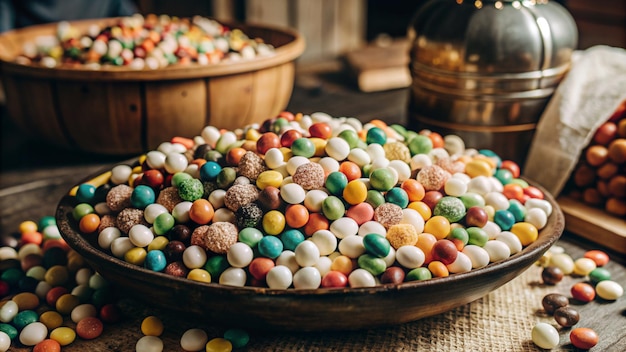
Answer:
[433,196,465,223]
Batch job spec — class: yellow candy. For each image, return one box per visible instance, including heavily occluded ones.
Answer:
[187,268,212,284]
[148,236,169,251]
[423,216,451,240]
[262,210,286,235]
[45,265,69,286]
[343,180,368,205]
[256,170,283,190]
[141,315,165,336]
[56,293,80,315]
[245,128,261,141]
[408,201,431,221]
[309,137,327,157]
[510,222,538,246]
[19,221,38,234]
[40,311,63,330]
[50,326,76,346]
[386,224,419,249]
[279,147,293,161]
[465,159,493,178]
[124,247,147,266]
[330,255,354,275]
[68,171,112,196]
[206,337,233,352]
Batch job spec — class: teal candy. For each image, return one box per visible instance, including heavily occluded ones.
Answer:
[12,310,38,330]
[144,250,167,272]
[0,323,17,339]
[131,185,156,209]
[258,236,283,259]
[322,196,345,221]
[200,161,222,181]
[434,196,466,223]
[406,267,432,281]
[466,227,489,247]
[204,256,230,278]
[224,328,250,349]
[363,234,391,258]
[291,138,316,158]
[385,187,409,208]
[76,184,97,204]
[38,216,56,231]
[369,168,395,191]
[338,129,359,149]
[153,213,175,235]
[238,228,264,247]
[280,229,305,251]
[408,135,433,155]
[1,268,23,286]
[494,209,516,231]
[358,254,387,276]
[325,172,348,196]
[507,199,526,222]
[494,168,513,185]
[366,127,387,145]
[72,203,94,221]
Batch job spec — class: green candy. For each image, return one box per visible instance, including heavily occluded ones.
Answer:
[507,199,526,222]
[460,192,485,208]
[408,135,433,155]
[366,127,387,145]
[272,117,289,134]
[467,227,489,247]
[495,168,513,185]
[369,168,395,191]
[448,227,469,245]
[509,178,529,188]
[153,213,175,235]
[366,190,386,208]
[589,267,611,284]
[385,187,409,208]
[224,328,250,349]
[433,196,466,223]
[325,172,348,196]
[171,172,193,188]
[0,323,17,340]
[1,268,23,286]
[291,138,316,158]
[358,254,387,276]
[12,310,38,330]
[363,234,391,258]
[406,267,432,281]
[204,256,230,278]
[38,216,56,231]
[177,178,204,202]
[338,129,360,149]
[390,124,408,138]
[72,203,94,221]
[322,196,345,221]
[217,167,237,189]
[238,228,264,247]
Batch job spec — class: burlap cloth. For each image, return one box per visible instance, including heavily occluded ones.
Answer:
[80,263,582,352]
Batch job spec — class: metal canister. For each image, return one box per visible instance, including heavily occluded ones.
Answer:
[408,0,578,164]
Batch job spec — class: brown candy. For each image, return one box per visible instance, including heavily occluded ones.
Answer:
[554,306,580,327]
[542,293,569,315]
[541,266,564,285]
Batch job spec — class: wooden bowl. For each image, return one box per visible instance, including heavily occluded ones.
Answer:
[0,18,304,155]
[56,166,564,331]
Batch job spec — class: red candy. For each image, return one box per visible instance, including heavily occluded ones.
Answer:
[321,271,348,288]
[570,328,599,349]
[571,282,596,303]
[256,132,281,155]
[280,129,302,148]
[99,303,122,323]
[431,240,458,265]
[583,250,609,267]
[76,317,104,339]
[309,122,332,139]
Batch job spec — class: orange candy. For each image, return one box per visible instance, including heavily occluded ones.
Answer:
[401,179,425,202]
[339,161,362,182]
[345,203,374,225]
[427,132,444,149]
[76,317,103,339]
[189,199,214,225]
[226,147,247,166]
[408,201,432,221]
[303,213,329,236]
[428,261,449,277]
[416,233,437,264]
[248,257,275,280]
[21,231,43,245]
[79,213,101,234]
[33,339,61,352]
[502,183,525,201]
[171,136,194,150]
[285,204,310,229]
[309,122,333,139]
[500,160,520,178]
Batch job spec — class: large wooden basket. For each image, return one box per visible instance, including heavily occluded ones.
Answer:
[0,18,305,155]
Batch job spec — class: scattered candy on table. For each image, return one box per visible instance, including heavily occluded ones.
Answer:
[15,14,276,70]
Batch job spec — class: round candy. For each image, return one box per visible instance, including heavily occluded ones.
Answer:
[570,328,599,350]
[433,196,465,223]
[369,168,396,192]
[531,322,559,349]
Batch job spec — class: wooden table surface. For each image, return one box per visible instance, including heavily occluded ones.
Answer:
[1,66,625,351]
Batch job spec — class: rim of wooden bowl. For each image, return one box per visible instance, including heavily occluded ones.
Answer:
[56,161,564,299]
[0,17,305,81]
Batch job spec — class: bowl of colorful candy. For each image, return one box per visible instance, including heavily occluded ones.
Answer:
[0,14,305,155]
[56,112,564,331]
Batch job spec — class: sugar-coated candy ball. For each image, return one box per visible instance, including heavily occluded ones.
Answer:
[531,322,559,349]
[433,196,465,223]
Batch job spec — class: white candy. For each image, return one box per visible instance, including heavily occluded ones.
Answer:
[348,268,376,288]
[366,143,386,161]
[19,322,47,346]
[0,247,17,261]
[325,137,351,161]
[314,256,333,277]
[286,156,310,175]
[213,208,235,223]
[208,190,226,209]
[215,131,237,154]
[266,265,293,289]
[383,246,396,267]
[70,303,97,323]
[482,221,502,240]
[35,281,53,299]
[0,300,18,323]
[180,328,208,351]
[446,252,472,273]
[348,148,371,166]
[484,191,510,211]
[111,164,133,184]
[18,243,41,258]
[144,204,168,224]
[311,230,338,256]
[525,207,548,229]
[280,183,306,204]
[295,240,321,267]
[304,189,328,212]
[444,134,465,155]
[400,208,425,233]
[410,154,432,170]
[525,198,553,217]
[444,178,468,197]
[330,217,359,239]
[182,245,208,269]
[201,126,221,147]
[128,224,154,248]
[595,280,624,300]
[219,267,247,287]
[467,176,492,195]
[495,231,523,254]
[145,150,166,169]
[75,268,93,285]
[483,240,511,262]
[395,245,425,269]
[318,157,340,174]
[227,242,254,268]
[531,322,559,349]
[293,267,321,289]
[0,331,10,352]
[136,335,164,352]
[110,237,134,258]
[164,152,188,174]
[462,245,490,269]
[276,250,300,274]
[451,172,471,184]
[264,148,285,169]
[338,235,365,258]
[358,221,387,237]
[171,201,192,223]
[550,253,575,275]
[94,202,112,216]
[388,160,411,183]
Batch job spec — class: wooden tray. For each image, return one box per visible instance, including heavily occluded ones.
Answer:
[557,196,626,254]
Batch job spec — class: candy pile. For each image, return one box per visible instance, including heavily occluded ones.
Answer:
[564,100,626,217]
[531,247,624,350]
[0,216,251,351]
[15,14,275,70]
[66,111,553,290]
